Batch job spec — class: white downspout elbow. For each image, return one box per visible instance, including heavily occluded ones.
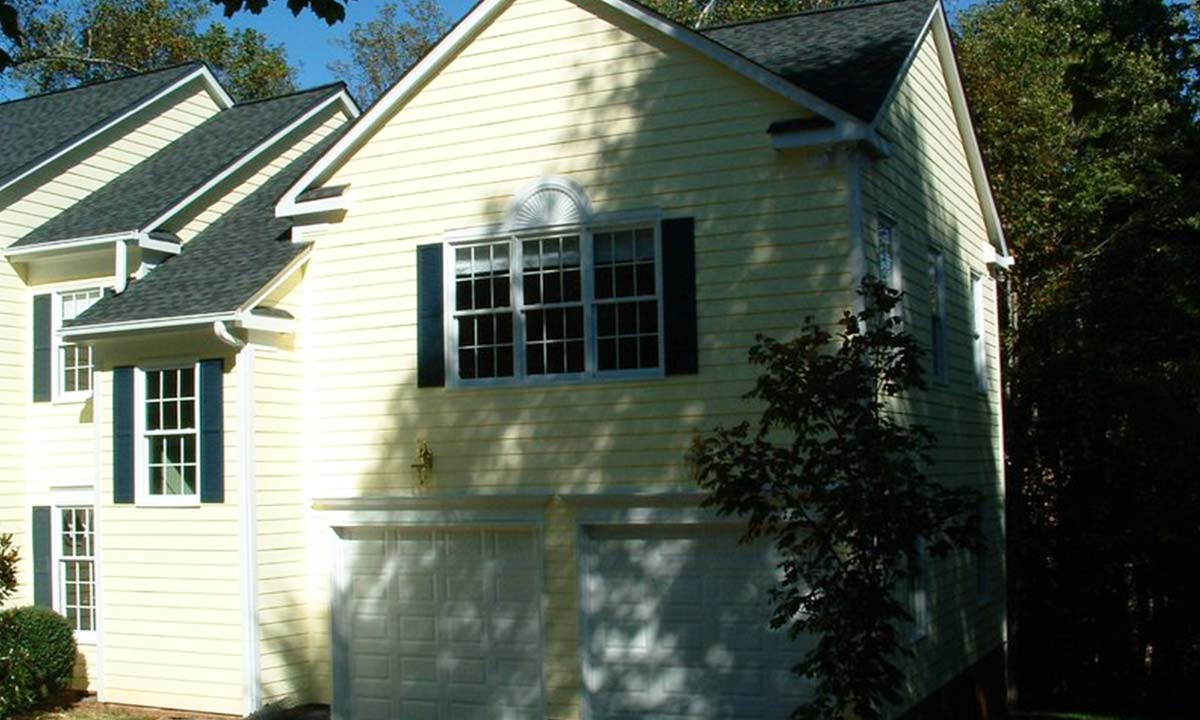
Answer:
[213,320,246,348]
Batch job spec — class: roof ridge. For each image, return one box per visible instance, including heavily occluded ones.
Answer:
[0,61,204,108]
[699,0,925,31]
[232,81,348,108]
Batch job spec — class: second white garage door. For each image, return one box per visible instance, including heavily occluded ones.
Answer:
[582,525,813,719]
[338,527,545,720]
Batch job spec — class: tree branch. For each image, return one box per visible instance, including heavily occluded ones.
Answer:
[13,53,143,74]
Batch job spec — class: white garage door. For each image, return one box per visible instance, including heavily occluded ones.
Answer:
[582,525,812,719]
[337,527,545,720]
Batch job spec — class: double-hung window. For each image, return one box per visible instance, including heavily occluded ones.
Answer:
[877,215,901,290]
[54,287,102,399]
[447,224,662,384]
[139,366,199,503]
[56,506,96,638]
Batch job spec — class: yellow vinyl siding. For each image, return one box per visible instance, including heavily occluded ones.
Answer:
[0,84,222,243]
[95,352,243,715]
[254,282,313,703]
[300,0,853,712]
[864,30,1006,708]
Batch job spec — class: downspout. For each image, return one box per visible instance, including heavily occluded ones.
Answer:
[216,320,261,712]
[113,239,129,294]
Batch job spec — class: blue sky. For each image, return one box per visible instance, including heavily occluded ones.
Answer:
[228,0,985,91]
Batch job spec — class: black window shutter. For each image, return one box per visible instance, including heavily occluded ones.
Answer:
[32,294,52,402]
[32,506,51,607]
[662,217,699,375]
[113,366,135,504]
[200,359,224,504]
[417,244,445,387]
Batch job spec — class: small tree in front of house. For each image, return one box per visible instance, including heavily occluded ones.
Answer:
[693,279,980,720]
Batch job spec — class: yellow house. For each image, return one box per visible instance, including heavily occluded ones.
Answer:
[2,0,1011,718]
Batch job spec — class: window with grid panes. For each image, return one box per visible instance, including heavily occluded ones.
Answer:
[448,225,661,384]
[58,507,95,633]
[57,288,102,395]
[144,367,198,498]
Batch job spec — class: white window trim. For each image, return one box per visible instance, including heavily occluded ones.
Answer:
[134,361,201,508]
[971,272,988,394]
[50,492,97,645]
[50,283,104,404]
[442,214,666,389]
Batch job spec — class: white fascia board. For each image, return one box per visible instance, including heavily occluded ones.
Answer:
[275,0,865,219]
[235,313,295,334]
[139,91,357,235]
[136,233,181,255]
[2,231,138,258]
[0,67,231,197]
[61,312,237,340]
[928,5,1010,258]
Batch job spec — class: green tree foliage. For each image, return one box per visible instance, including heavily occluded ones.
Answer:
[641,0,842,27]
[0,534,16,607]
[329,0,448,107]
[957,0,1200,712]
[693,280,979,720]
[3,0,295,99]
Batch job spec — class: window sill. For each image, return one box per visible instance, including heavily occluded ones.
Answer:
[449,367,665,390]
[74,631,97,646]
[51,391,93,406]
[135,496,201,509]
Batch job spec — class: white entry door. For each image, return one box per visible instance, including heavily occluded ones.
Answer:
[335,527,545,720]
[582,525,812,719]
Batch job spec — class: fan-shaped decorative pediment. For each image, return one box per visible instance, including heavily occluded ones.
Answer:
[505,177,593,230]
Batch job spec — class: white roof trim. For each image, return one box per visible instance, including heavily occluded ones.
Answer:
[236,245,312,316]
[61,311,237,340]
[139,90,358,235]
[928,5,1010,258]
[276,0,865,219]
[0,65,233,196]
[869,2,939,130]
[3,231,137,257]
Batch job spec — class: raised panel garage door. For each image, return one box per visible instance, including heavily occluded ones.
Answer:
[336,527,545,720]
[582,525,813,719]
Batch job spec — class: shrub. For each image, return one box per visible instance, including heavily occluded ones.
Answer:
[0,606,77,717]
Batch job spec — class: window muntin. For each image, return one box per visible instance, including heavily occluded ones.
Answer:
[55,288,102,398]
[57,506,96,635]
[971,273,988,393]
[928,249,947,382]
[447,224,662,385]
[143,367,198,499]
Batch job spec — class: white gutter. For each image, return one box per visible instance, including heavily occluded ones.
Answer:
[771,123,893,157]
[2,231,136,257]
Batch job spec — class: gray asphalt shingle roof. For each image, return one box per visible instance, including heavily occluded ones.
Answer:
[702,0,934,123]
[0,63,204,187]
[11,84,345,248]
[69,125,348,328]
